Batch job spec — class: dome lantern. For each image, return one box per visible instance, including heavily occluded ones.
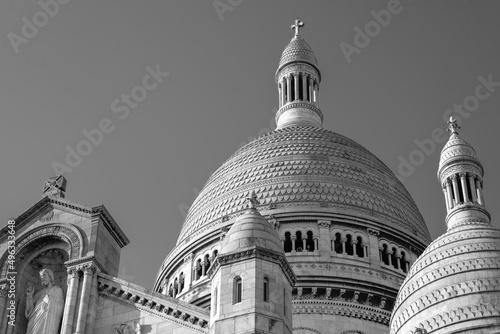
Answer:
[438,117,490,230]
[275,18,323,129]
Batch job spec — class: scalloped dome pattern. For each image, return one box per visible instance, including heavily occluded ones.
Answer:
[176,126,430,244]
[278,36,318,71]
[390,221,500,334]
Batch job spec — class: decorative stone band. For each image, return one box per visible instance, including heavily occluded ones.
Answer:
[292,299,391,325]
[391,277,500,332]
[97,274,209,333]
[402,238,500,289]
[392,294,500,334]
[208,247,296,286]
[275,63,320,83]
[439,163,483,185]
[275,102,323,124]
[65,257,105,274]
[395,255,500,310]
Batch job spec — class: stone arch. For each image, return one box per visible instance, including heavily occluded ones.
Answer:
[293,327,323,334]
[0,223,84,279]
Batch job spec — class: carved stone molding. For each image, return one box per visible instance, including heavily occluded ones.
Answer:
[318,220,331,228]
[367,229,379,236]
[0,223,84,279]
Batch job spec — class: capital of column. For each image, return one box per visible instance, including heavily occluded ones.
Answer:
[81,263,97,275]
[459,172,467,179]
[451,174,458,181]
[67,267,80,278]
[468,174,476,181]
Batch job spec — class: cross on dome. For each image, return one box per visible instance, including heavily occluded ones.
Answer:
[291,18,304,37]
[447,116,460,135]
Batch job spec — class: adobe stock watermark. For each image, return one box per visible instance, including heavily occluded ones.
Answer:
[177,107,278,218]
[396,74,500,183]
[339,0,408,64]
[8,0,71,54]
[212,0,243,21]
[51,64,169,175]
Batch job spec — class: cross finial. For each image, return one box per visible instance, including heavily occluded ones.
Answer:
[447,116,460,135]
[43,175,67,198]
[291,18,304,37]
[247,190,260,209]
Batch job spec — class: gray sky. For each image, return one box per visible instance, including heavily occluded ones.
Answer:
[1,0,499,288]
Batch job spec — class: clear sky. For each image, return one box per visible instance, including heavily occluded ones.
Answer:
[1,1,499,288]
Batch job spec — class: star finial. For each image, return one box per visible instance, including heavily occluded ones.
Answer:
[247,190,260,209]
[291,18,304,37]
[447,116,460,136]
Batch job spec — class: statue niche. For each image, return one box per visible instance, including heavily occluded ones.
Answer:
[13,246,68,334]
[25,268,64,334]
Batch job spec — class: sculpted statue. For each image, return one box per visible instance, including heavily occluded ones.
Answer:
[25,268,65,334]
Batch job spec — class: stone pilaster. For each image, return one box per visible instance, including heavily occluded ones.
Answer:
[61,267,81,334]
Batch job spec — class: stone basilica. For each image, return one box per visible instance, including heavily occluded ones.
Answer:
[1,19,499,334]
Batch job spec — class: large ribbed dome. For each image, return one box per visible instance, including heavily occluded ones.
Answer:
[176,125,430,245]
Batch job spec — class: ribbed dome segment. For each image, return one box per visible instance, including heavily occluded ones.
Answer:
[278,36,319,72]
[176,125,430,245]
[390,220,500,334]
[220,208,283,255]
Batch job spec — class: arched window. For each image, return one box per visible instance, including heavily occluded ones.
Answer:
[263,277,269,302]
[284,232,292,253]
[381,244,389,265]
[345,234,354,255]
[401,251,408,273]
[173,278,178,298]
[204,254,211,274]
[234,277,242,304]
[196,259,202,279]
[356,236,364,258]
[213,287,218,315]
[179,272,185,291]
[213,250,218,258]
[334,233,342,253]
[391,247,399,269]
[306,231,315,251]
[295,231,303,251]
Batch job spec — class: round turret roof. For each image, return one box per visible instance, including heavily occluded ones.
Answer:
[390,220,500,334]
[438,133,480,174]
[176,125,430,245]
[278,36,319,73]
[220,208,283,255]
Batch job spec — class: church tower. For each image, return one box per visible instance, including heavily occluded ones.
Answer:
[390,118,500,334]
[208,191,295,334]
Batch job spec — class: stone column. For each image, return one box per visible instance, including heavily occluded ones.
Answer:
[445,179,454,209]
[341,238,346,254]
[281,239,285,249]
[363,243,369,258]
[294,74,299,102]
[314,239,319,251]
[74,264,96,334]
[476,179,485,205]
[292,236,297,251]
[469,175,478,203]
[302,73,308,101]
[442,186,449,212]
[451,175,460,204]
[85,270,99,334]
[202,259,206,277]
[302,238,306,251]
[286,76,292,103]
[61,267,81,334]
[387,251,392,266]
[308,77,313,103]
[0,282,8,330]
[459,173,469,202]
